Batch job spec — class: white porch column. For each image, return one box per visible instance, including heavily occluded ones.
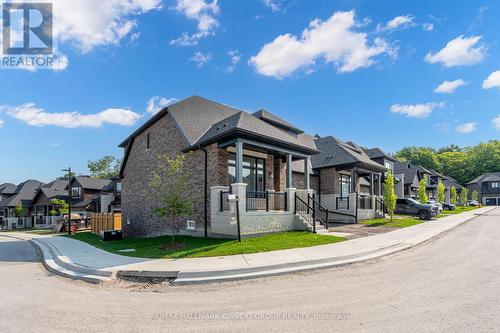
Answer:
[304,156,311,190]
[235,141,243,184]
[286,153,293,188]
[370,174,374,195]
[231,183,247,213]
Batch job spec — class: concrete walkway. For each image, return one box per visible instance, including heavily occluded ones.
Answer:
[2,207,494,284]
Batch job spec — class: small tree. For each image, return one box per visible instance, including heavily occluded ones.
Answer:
[50,198,68,216]
[460,188,468,206]
[450,186,457,205]
[437,180,445,203]
[471,190,478,202]
[14,203,25,218]
[149,153,193,244]
[383,170,397,222]
[418,178,428,203]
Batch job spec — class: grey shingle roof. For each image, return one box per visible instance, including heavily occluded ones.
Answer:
[393,161,420,186]
[74,177,111,191]
[364,148,396,162]
[253,109,303,134]
[39,179,68,199]
[0,179,43,208]
[118,96,318,177]
[311,136,387,172]
[193,111,317,153]
[0,183,17,195]
[467,172,500,184]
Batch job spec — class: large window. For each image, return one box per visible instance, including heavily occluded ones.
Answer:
[492,182,500,188]
[339,174,351,198]
[228,154,265,192]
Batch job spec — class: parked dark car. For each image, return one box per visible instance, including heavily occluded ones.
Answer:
[395,198,439,220]
[442,202,456,211]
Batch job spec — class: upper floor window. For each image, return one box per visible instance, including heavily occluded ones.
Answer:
[71,186,81,198]
[384,160,393,171]
[116,182,122,193]
[146,133,150,150]
[492,182,500,188]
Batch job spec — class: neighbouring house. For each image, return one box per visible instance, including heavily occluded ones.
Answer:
[31,179,68,227]
[0,183,17,222]
[308,137,387,220]
[364,147,403,197]
[68,176,112,217]
[88,177,122,213]
[440,176,463,204]
[466,172,500,206]
[119,95,320,238]
[393,161,430,199]
[0,179,43,229]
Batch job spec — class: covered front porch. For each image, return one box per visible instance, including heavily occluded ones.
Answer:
[210,138,315,237]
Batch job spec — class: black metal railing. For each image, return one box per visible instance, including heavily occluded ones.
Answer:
[375,197,385,213]
[219,190,231,212]
[358,195,373,210]
[335,196,350,210]
[246,191,287,211]
[295,194,316,232]
[310,194,329,230]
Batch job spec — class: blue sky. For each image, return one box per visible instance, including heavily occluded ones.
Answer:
[1,0,499,184]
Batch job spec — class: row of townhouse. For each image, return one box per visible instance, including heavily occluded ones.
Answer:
[117,96,478,239]
[466,172,500,206]
[0,176,122,230]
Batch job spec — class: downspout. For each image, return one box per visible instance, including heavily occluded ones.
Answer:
[201,148,208,238]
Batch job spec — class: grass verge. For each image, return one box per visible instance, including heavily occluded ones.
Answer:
[62,231,345,259]
[361,216,423,228]
[436,206,480,218]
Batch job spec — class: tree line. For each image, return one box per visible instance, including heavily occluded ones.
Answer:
[393,140,500,185]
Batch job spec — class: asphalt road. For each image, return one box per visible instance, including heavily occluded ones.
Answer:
[0,208,499,333]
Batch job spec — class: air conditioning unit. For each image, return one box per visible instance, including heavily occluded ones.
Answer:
[186,220,195,230]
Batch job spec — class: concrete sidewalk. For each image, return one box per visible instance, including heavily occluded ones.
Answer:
[3,207,494,284]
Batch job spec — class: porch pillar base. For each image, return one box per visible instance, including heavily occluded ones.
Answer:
[285,188,296,212]
[231,183,247,213]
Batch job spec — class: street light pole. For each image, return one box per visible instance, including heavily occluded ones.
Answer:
[62,167,72,235]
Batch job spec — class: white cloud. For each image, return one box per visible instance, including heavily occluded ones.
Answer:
[53,0,162,52]
[170,0,219,46]
[227,49,241,72]
[492,115,500,129]
[424,35,486,67]
[455,122,477,133]
[190,52,212,68]
[423,23,434,31]
[50,54,69,71]
[146,96,177,114]
[2,103,141,128]
[262,0,281,12]
[434,79,467,94]
[482,70,500,90]
[0,118,4,128]
[390,102,445,118]
[250,11,393,78]
[377,15,414,32]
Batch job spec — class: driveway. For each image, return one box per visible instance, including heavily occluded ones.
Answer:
[0,207,499,332]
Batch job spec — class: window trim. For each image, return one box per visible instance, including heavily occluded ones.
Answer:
[228,153,266,192]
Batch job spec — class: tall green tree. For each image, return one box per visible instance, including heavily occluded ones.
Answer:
[450,186,457,205]
[14,203,25,218]
[394,147,440,172]
[437,180,445,203]
[149,153,193,244]
[471,190,479,202]
[418,178,428,204]
[460,188,468,206]
[87,156,121,179]
[49,198,68,216]
[437,151,469,185]
[383,170,397,222]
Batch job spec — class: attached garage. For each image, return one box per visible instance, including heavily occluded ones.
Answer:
[485,197,499,206]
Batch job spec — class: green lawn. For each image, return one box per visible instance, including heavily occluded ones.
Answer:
[62,231,345,259]
[361,216,423,228]
[436,206,480,218]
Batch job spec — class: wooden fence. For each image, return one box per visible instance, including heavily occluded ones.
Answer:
[91,212,122,235]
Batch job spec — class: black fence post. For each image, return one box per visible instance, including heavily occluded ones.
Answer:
[294,193,297,214]
[284,192,288,211]
[266,191,269,211]
[219,191,223,212]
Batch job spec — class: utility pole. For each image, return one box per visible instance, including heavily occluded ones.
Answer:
[62,167,72,235]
